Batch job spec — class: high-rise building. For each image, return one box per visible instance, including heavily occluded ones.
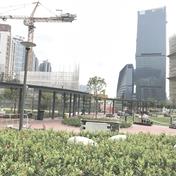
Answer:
[168,35,176,103]
[11,37,26,78]
[39,60,52,72]
[135,7,166,101]
[33,55,39,72]
[11,36,39,80]
[116,64,134,100]
[0,24,11,80]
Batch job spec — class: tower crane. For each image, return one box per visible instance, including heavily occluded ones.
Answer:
[0,1,76,71]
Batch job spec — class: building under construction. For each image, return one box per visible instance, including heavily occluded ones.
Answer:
[19,65,79,90]
[168,35,176,102]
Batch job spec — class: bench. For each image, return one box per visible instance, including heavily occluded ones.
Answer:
[80,119,120,132]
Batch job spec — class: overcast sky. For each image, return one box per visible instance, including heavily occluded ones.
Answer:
[0,0,175,98]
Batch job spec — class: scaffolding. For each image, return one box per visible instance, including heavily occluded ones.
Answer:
[18,64,80,90]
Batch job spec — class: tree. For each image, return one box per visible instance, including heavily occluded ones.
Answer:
[87,76,106,116]
[87,76,106,95]
[41,92,61,117]
[41,92,53,113]
[3,88,19,113]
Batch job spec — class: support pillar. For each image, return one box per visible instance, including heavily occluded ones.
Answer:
[103,99,106,114]
[78,95,80,115]
[88,96,91,114]
[82,95,85,115]
[51,92,56,119]
[37,90,42,120]
[112,99,115,115]
[95,97,98,116]
[69,93,72,117]
[62,92,66,119]
[72,94,77,117]
[18,88,22,115]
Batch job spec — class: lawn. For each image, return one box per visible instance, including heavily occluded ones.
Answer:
[150,115,170,126]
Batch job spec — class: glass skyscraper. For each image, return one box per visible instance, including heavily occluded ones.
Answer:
[135,7,166,101]
[39,60,52,72]
[11,37,26,78]
[116,64,134,100]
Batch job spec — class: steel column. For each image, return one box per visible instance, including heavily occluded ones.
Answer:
[37,89,42,120]
[51,91,56,119]
[62,92,66,118]
[72,94,77,117]
[69,93,72,117]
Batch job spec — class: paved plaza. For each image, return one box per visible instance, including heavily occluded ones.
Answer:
[1,117,176,135]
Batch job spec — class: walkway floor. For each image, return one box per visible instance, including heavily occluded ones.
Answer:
[1,118,176,135]
[29,118,176,135]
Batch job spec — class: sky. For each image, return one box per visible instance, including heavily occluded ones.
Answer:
[0,0,175,98]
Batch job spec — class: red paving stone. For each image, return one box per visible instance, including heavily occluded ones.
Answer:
[29,118,176,135]
[29,118,80,133]
[1,118,176,135]
[120,124,176,135]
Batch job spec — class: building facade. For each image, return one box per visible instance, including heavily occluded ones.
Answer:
[11,37,26,78]
[39,60,52,72]
[0,24,11,80]
[11,36,39,79]
[19,65,79,90]
[168,35,176,103]
[135,7,166,101]
[116,64,134,100]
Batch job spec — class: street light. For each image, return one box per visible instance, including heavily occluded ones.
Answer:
[19,41,36,130]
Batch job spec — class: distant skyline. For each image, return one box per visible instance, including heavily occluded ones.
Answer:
[0,0,175,98]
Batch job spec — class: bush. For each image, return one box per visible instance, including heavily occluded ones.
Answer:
[62,116,132,129]
[120,122,132,128]
[0,129,176,175]
[62,117,81,127]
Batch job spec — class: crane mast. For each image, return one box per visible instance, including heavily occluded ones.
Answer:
[0,1,76,71]
[27,1,40,43]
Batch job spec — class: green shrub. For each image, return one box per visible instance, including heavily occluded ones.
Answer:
[120,122,132,128]
[62,117,81,127]
[0,129,176,175]
[63,116,132,129]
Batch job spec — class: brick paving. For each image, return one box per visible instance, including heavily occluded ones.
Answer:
[120,124,176,135]
[29,118,80,133]
[29,118,176,135]
[1,117,176,135]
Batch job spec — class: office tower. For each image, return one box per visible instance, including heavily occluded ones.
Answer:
[39,60,52,72]
[0,24,11,80]
[135,7,166,101]
[33,55,39,71]
[168,35,176,103]
[11,36,39,78]
[11,37,26,78]
[116,64,134,100]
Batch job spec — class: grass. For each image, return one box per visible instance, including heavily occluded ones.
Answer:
[150,115,170,126]
[120,114,171,127]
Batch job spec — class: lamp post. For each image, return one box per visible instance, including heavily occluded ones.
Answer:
[19,41,36,130]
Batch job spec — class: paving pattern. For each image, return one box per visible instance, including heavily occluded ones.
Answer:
[1,118,176,135]
[29,118,176,135]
